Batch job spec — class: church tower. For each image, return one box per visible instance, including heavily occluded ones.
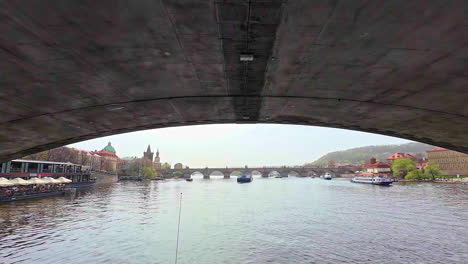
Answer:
[155,149,160,163]
[143,145,154,162]
[153,149,162,169]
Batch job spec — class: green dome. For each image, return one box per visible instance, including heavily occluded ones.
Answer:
[103,142,116,153]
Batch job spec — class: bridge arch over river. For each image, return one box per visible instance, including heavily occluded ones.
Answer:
[157,167,349,179]
[0,1,466,162]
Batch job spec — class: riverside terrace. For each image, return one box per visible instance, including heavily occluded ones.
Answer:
[0,0,466,162]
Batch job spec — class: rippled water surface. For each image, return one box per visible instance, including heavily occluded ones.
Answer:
[1,177,467,264]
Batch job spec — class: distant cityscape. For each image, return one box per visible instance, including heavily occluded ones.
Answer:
[20,141,468,178]
[314,147,467,178]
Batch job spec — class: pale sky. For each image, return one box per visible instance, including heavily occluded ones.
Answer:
[68,124,411,168]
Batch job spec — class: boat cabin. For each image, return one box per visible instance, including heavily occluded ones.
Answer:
[0,159,92,183]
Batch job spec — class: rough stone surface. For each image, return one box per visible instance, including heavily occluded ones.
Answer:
[0,0,466,161]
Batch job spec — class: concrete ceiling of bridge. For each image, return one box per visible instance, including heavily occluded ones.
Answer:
[0,0,466,161]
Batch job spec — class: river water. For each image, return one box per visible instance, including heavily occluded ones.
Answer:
[0,176,467,264]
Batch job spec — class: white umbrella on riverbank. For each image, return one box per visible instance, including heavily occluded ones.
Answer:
[9,178,31,185]
[0,178,14,187]
[57,177,72,183]
[42,177,60,184]
[27,178,47,185]
[39,177,53,184]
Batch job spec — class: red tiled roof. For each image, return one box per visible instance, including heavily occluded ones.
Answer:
[427,147,448,152]
[367,161,391,168]
[387,152,415,160]
[93,150,118,158]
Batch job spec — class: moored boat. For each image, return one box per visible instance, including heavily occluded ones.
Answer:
[323,172,332,180]
[186,178,193,182]
[0,176,73,203]
[0,159,95,189]
[67,181,96,188]
[0,190,70,202]
[237,174,253,183]
[351,173,393,186]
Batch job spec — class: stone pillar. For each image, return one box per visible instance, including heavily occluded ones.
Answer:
[224,173,230,179]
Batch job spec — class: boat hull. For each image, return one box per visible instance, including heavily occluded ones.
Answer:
[237,176,253,183]
[67,182,96,188]
[0,191,69,203]
[351,179,392,185]
[324,177,332,180]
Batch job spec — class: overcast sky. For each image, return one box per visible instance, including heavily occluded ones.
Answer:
[69,124,411,168]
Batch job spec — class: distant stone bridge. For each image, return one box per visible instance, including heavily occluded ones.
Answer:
[155,167,353,179]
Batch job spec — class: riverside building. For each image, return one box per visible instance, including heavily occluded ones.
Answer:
[426,147,468,176]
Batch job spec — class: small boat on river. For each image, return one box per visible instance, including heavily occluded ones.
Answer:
[351,173,393,186]
[237,174,253,183]
[323,173,332,180]
[186,178,193,182]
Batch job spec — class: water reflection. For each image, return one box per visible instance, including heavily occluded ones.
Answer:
[0,179,467,264]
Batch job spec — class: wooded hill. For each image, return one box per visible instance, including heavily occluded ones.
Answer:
[307,142,434,166]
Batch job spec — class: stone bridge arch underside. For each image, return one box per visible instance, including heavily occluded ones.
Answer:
[0,1,466,162]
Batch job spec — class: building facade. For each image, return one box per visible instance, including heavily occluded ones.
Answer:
[426,147,468,176]
[365,157,391,174]
[91,142,119,172]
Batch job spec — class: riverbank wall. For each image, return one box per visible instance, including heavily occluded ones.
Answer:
[434,177,468,183]
[398,178,468,184]
[92,171,118,184]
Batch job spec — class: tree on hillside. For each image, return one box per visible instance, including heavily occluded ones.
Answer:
[405,169,429,180]
[80,151,91,166]
[23,150,49,161]
[143,166,156,178]
[119,158,141,176]
[405,169,431,180]
[424,163,442,180]
[391,158,416,178]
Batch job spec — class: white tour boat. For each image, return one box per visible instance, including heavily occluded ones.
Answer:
[351,173,393,186]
